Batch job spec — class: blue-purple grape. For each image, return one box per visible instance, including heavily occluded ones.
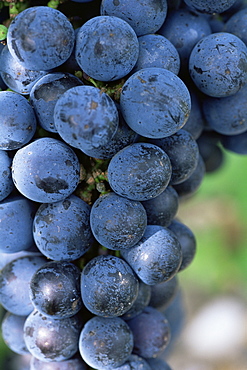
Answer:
[90,192,147,250]
[120,67,191,138]
[33,195,93,261]
[7,6,75,71]
[30,261,82,318]
[75,15,139,81]
[121,225,182,285]
[12,138,80,203]
[107,142,172,201]
[79,316,134,369]
[81,255,139,317]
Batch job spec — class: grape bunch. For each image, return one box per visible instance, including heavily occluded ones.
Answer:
[0,0,246,369]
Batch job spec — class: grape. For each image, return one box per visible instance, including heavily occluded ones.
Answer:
[33,195,93,261]
[189,32,247,97]
[224,8,247,45]
[149,275,179,310]
[30,261,82,319]
[7,6,75,71]
[151,129,200,185]
[220,131,247,154]
[0,250,41,271]
[53,85,119,151]
[24,310,82,362]
[161,289,185,356]
[121,225,182,285]
[81,255,139,317]
[12,138,80,203]
[79,316,134,369]
[183,0,237,14]
[1,312,29,355]
[173,154,206,198]
[80,105,139,159]
[0,195,37,254]
[120,67,191,138]
[141,186,179,227]
[75,15,139,81]
[100,0,168,36]
[29,72,83,133]
[168,219,197,271]
[0,150,14,201]
[0,45,47,95]
[0,255,47,316]
[202,82,247,135]
[132,33,180,75]
[0,90,36,150]
[30,354,88,370]
[90,192,147,250]
[182,87,204,140]
[107,142,172,201]
[121,280,151,321]
[159,8,212,71]
[126,306,171,358]
[147,357,172,370]
[197,133,225,173]
[114,354,152,370]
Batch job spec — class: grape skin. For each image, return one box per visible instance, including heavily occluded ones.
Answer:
[81,255,139,317]
[120,67,191,138]
[7,6,75,71]
[107,142,172,201]
[33,195,93,261]
[12,138,80,203]
[90,192,147,251]
[79,316,134,369]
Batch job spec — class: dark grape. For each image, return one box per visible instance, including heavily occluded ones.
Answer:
[0,255,47,316]
[0,91,36,151]
[33,195,93,261]
[12,138,80,203]
[0,150,14,201]
[30,354,88,369]
[81,255,139,317]
[126,306,171,358]
[75,15,139,81]
[90,192,147,250]
[0,45,47,95]
[151,129,199,185]
[120,67,191,138]
[168,219,197,271]
[29,72,83,133]
[121,225,182,285]
[0,195,37,254]
[121,280,151,320]
[30,261,82,319]
[183,0,237,14]
[132,33,180,75]
[149,275,179,310]
[189,32,247,97]
[159,8,211,71]
[100,0,168,36]
[24,310,82,362]
[54,85,119,151]
[7,6,75,71]
[1,312,29,355]
[107,142,172,201]
[114,354,152,369]
[141,186,179,227]
[79,316,134,369]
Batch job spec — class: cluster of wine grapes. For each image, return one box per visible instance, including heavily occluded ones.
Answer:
[0,0,247,369]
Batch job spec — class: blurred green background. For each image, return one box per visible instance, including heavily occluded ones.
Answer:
[0,147,246,369]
